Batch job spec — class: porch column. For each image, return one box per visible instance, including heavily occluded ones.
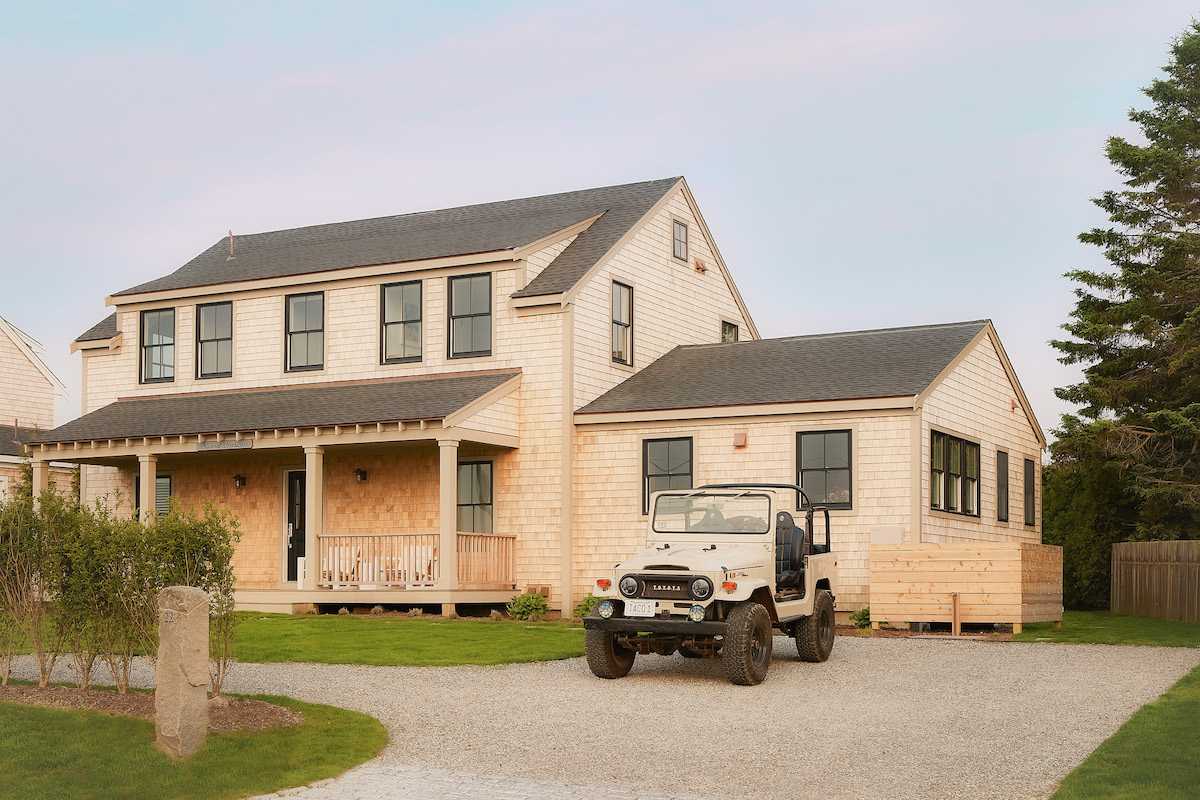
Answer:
[438,438,459,593]
[303,446,324,590]
[138,454,157,523]
[30,458,49,510]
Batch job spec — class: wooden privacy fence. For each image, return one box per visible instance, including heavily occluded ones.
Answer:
[1111,541,1200,623]
[869,542,1063,633]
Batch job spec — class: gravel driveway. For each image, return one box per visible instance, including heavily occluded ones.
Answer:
[11,636,1199,800]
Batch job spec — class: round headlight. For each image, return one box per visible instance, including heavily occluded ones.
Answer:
[690,577,712,599]
[597,600,615,619]
[619,576,640,597]
[688,604,706,623]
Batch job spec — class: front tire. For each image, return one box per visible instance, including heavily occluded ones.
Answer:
[795,590,835,663]
[721,602,773,685]
[585,629,636,679]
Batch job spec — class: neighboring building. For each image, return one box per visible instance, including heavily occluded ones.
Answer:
[0,316,73,499]
[27,178,1043,614]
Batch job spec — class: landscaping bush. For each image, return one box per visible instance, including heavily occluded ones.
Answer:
[0,490,62,688]
[572,594,601,619]
[506,591,549,621]
[849,606,871,629]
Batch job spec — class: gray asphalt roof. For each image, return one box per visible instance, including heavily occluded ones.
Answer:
[75,313,118,343]
[576,321,990,415]
[111,177,680,298]
[27,370,519,445]
[0,425,40,458]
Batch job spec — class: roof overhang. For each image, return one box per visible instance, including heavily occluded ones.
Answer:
[574,395,917,425]
[71,332,123,353]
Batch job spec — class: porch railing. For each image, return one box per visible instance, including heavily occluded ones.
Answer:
[317,531,517,591]
[458,532,517,590]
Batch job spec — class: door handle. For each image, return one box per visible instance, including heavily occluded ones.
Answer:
[288,523,294,548]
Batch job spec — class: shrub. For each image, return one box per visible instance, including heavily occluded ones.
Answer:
[572,594,601,619]
[0,490,62,687]
[849,605,871,629]
[506,591,549,621]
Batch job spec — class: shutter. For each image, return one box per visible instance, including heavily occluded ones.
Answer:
[156,476,172,517]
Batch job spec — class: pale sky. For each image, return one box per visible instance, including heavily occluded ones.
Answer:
[1,1,1194,436]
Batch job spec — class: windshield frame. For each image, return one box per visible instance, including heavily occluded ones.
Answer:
[650,490,773,535]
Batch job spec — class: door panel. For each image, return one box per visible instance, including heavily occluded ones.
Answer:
[286,472,306,582]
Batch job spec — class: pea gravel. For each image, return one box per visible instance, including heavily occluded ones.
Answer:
[11,636,1198,800]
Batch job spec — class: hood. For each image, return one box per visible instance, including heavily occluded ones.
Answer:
[616,542,767,574]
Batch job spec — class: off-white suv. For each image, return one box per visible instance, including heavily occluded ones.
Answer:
[584,483,837,685]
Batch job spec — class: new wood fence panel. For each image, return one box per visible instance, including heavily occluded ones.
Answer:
[1111,541,1200,623]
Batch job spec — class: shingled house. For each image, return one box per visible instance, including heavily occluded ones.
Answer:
[27,178,1043,614]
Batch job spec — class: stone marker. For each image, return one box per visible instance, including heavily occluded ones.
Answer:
[155,586,210,759]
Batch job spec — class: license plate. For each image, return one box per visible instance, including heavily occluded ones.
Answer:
[624,599,656,617]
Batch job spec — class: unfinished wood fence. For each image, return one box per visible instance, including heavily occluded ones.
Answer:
[1111,541,1200,623]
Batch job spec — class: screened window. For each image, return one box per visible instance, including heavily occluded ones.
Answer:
[612,281,633,365]
[457,461,493,533]
[381,281,422,363]
[140,308,175,383]
[721,321,739,343]
[996,450,1009,522]
[643,437,692,514]
[930,431,980,517]
[134,475,172,518]
[797,430,852,508]
[1024,458,1036,525]
[449,273,491,358]
[196,302,233,379]
[672,220,688,261]
[285,292,324,371]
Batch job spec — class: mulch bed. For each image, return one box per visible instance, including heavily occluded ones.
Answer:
[0,684,302,732]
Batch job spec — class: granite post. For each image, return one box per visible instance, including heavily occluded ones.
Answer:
[155,586,209,758]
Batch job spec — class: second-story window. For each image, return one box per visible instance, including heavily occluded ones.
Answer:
[286,292,324,372]
[381,281,422,363]
[448,273,491,358]
[196,302,233,379]
[672,219,688,262]
[612,281,633,365]
[721,321,739,343]
[140,308,175,383]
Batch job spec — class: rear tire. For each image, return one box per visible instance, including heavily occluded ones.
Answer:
[795,590,835,663]
[585,629,636,679]
[721,602,773,685]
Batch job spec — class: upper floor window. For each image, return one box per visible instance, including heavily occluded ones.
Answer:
[140,308,175,384]
[448,273,491,358]
[643,437,692,514]
[1024,458,1036,525]
[612,281,633,365]
[457,461,493,533]
[196,302,233,379]
[797,430,852,509]
[931,431,980,516]
[996,450,1010,522]
[721,321,739,343]
[381,281,422,363]
[672,219,688,262]
[285,292,324,372]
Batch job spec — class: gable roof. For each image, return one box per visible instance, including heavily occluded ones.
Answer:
[111,177,681,299]
[75,312,118,343]
[0,316,64,392]
[577,320,990,415]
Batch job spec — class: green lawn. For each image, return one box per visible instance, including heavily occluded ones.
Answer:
[1052,663,1200,800]
[1015,610,1200,647]
[0,694,386,800]
[233,612,585,666]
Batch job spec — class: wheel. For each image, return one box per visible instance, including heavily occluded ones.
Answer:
[678,645,705,659]
[585,629,636,679]
[795,590,835,663]
[721,602,773,685]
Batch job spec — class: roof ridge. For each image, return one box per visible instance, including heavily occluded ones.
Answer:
[679,319,990,350]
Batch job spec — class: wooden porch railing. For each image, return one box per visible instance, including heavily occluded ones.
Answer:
[318,533,439,589]
[457,532,517,590]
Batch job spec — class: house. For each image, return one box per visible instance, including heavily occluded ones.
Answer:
[0,316,73,499]
[25,177,1043,616]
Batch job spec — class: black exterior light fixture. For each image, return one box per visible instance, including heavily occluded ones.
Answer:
[233,474,247,489]
[355,468,368,483]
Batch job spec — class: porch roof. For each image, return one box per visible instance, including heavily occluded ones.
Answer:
[27,370,520,446]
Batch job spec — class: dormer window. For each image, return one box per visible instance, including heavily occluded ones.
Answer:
[140,308,175,384]
[672,220,688,262]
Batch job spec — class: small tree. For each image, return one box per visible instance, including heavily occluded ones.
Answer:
[0,490,62,688]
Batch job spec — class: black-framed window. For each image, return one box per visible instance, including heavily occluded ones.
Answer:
[721,321,739,343]
[931,431,980,517]
[448,273,491,358]
[797,430,852,509]
[134,474,172,518]
[285,292,324,371]
[611,281,633,365]
[643,437,692,514]
[457,461,493,533]
[140,308,175,383]
[196,302,233,379]
[1024,458,1036,526]
[672,219,688,261]
[996,450,1009,522]
[381,281,422,363]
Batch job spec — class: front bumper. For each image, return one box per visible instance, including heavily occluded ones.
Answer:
[583,615,728,636]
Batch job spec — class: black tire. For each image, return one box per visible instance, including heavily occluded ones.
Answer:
[795,590,835,663]
[721,602,773,685]
[585,629,636,679]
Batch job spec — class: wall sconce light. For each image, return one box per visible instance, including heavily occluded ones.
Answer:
[354,468,368,483]
[233,474,247,489]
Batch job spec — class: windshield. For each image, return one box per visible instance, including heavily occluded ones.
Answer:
[652,492,772,534]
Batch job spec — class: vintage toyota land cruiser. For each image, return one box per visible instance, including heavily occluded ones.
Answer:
[583,483,836,685]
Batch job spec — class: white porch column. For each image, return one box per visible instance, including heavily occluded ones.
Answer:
[303,446,324,590]
[438,438,459,594]
[137,454,157,523]
[30,458,49,510]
